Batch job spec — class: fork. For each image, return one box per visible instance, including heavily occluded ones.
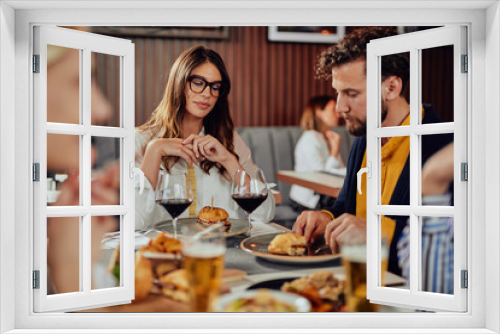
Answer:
[313,244,331,255]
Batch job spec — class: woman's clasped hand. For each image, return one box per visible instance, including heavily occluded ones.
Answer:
[148,138,198,166]
[182,134,241,172]
[149,134,236,167]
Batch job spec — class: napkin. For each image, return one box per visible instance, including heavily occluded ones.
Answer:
[250,220,279,236]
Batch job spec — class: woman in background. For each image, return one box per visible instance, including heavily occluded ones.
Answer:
[135,45,275,230]
[290,95,344,212]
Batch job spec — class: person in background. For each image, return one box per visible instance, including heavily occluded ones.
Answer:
[292,27,453,275]
[135,45,275,230]
[290,95,344,213]
[397,143,455,294]
[45,27,189,312]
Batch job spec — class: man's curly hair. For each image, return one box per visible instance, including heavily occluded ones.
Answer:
[315,27,409,95]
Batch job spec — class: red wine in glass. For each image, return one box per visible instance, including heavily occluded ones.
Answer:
[231,168,268,236]
[156,199,193,219]
[155,172,193,238]
[231,194,268,214]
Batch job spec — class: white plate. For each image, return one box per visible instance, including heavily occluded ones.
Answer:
[141,251,180,260]
[215,290,311,312]
[101,231,150,250]
[155,217,251,238]
[240,233,341,264]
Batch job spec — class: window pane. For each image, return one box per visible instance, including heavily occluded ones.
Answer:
[419,215,454,295]
[380,136,410,204]
[383,215,409,291]
[47,134,80,206]
[421,45,454,124]
[92,215,120,290]
[92,52,120,127]
[421,134,454,205]
[91,137,121,205]
[47,216,81,294]
[47,45,80,124]
[380,52,410,126]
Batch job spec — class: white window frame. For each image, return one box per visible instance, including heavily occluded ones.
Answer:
[365,26,467,312]
[1,2,498,333]
[32,26,136,312]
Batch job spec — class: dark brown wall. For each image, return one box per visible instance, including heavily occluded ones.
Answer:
[94,26,453,128]
[94,26,333,128]
[422,45,454,122]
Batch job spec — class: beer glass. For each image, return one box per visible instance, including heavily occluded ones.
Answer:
[341,233,388,312]
[181,224,226,312]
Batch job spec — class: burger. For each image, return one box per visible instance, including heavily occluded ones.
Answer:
[268,232,307,256]
[134,252,153,301]
[197,206,231,232]
[159,269,190,303]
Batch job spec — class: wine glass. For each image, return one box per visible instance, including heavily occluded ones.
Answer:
[155,171,193,238]
[231,168,268,236]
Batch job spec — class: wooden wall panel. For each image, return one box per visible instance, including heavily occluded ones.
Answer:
[94,26,333,128]
[94,27,453,128]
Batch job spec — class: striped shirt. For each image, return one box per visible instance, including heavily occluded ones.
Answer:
[397,194,454,294]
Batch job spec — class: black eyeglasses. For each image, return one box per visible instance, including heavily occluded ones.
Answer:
[187,75,223,98]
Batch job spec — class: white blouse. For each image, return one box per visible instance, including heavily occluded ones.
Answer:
[134,128,275,230]
[290,130,344,209]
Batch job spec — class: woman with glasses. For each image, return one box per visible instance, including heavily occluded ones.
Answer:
[135,45,275,230]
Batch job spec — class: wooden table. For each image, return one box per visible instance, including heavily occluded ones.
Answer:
[270,189,282,205]
[276,170,345,198]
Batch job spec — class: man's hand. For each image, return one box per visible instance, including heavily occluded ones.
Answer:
[292,210,333,244]
[324,213,366,252]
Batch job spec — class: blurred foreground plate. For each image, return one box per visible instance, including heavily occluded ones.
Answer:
[215,290,311,312]
[240,233,340,264]
[102,231,150,250]
[155,218,251,238]
[246,277,300,290]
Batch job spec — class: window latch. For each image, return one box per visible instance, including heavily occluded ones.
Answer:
[357,162,372,195]
[130,162,144,195]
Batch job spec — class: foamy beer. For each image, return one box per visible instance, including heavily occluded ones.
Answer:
[181,225,226,312]
[341,235,388,312]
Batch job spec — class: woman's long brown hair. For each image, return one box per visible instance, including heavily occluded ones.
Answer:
[138,45,237,177]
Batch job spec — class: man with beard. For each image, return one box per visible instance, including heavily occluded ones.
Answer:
[292,27,453,275]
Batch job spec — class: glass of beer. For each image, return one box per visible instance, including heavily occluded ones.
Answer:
[181,224,226,312]
[341,233,388,312]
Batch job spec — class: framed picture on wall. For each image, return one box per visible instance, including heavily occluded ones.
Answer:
[91,26,229,39]
[268,26,346,43]
[268,26,408,43]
